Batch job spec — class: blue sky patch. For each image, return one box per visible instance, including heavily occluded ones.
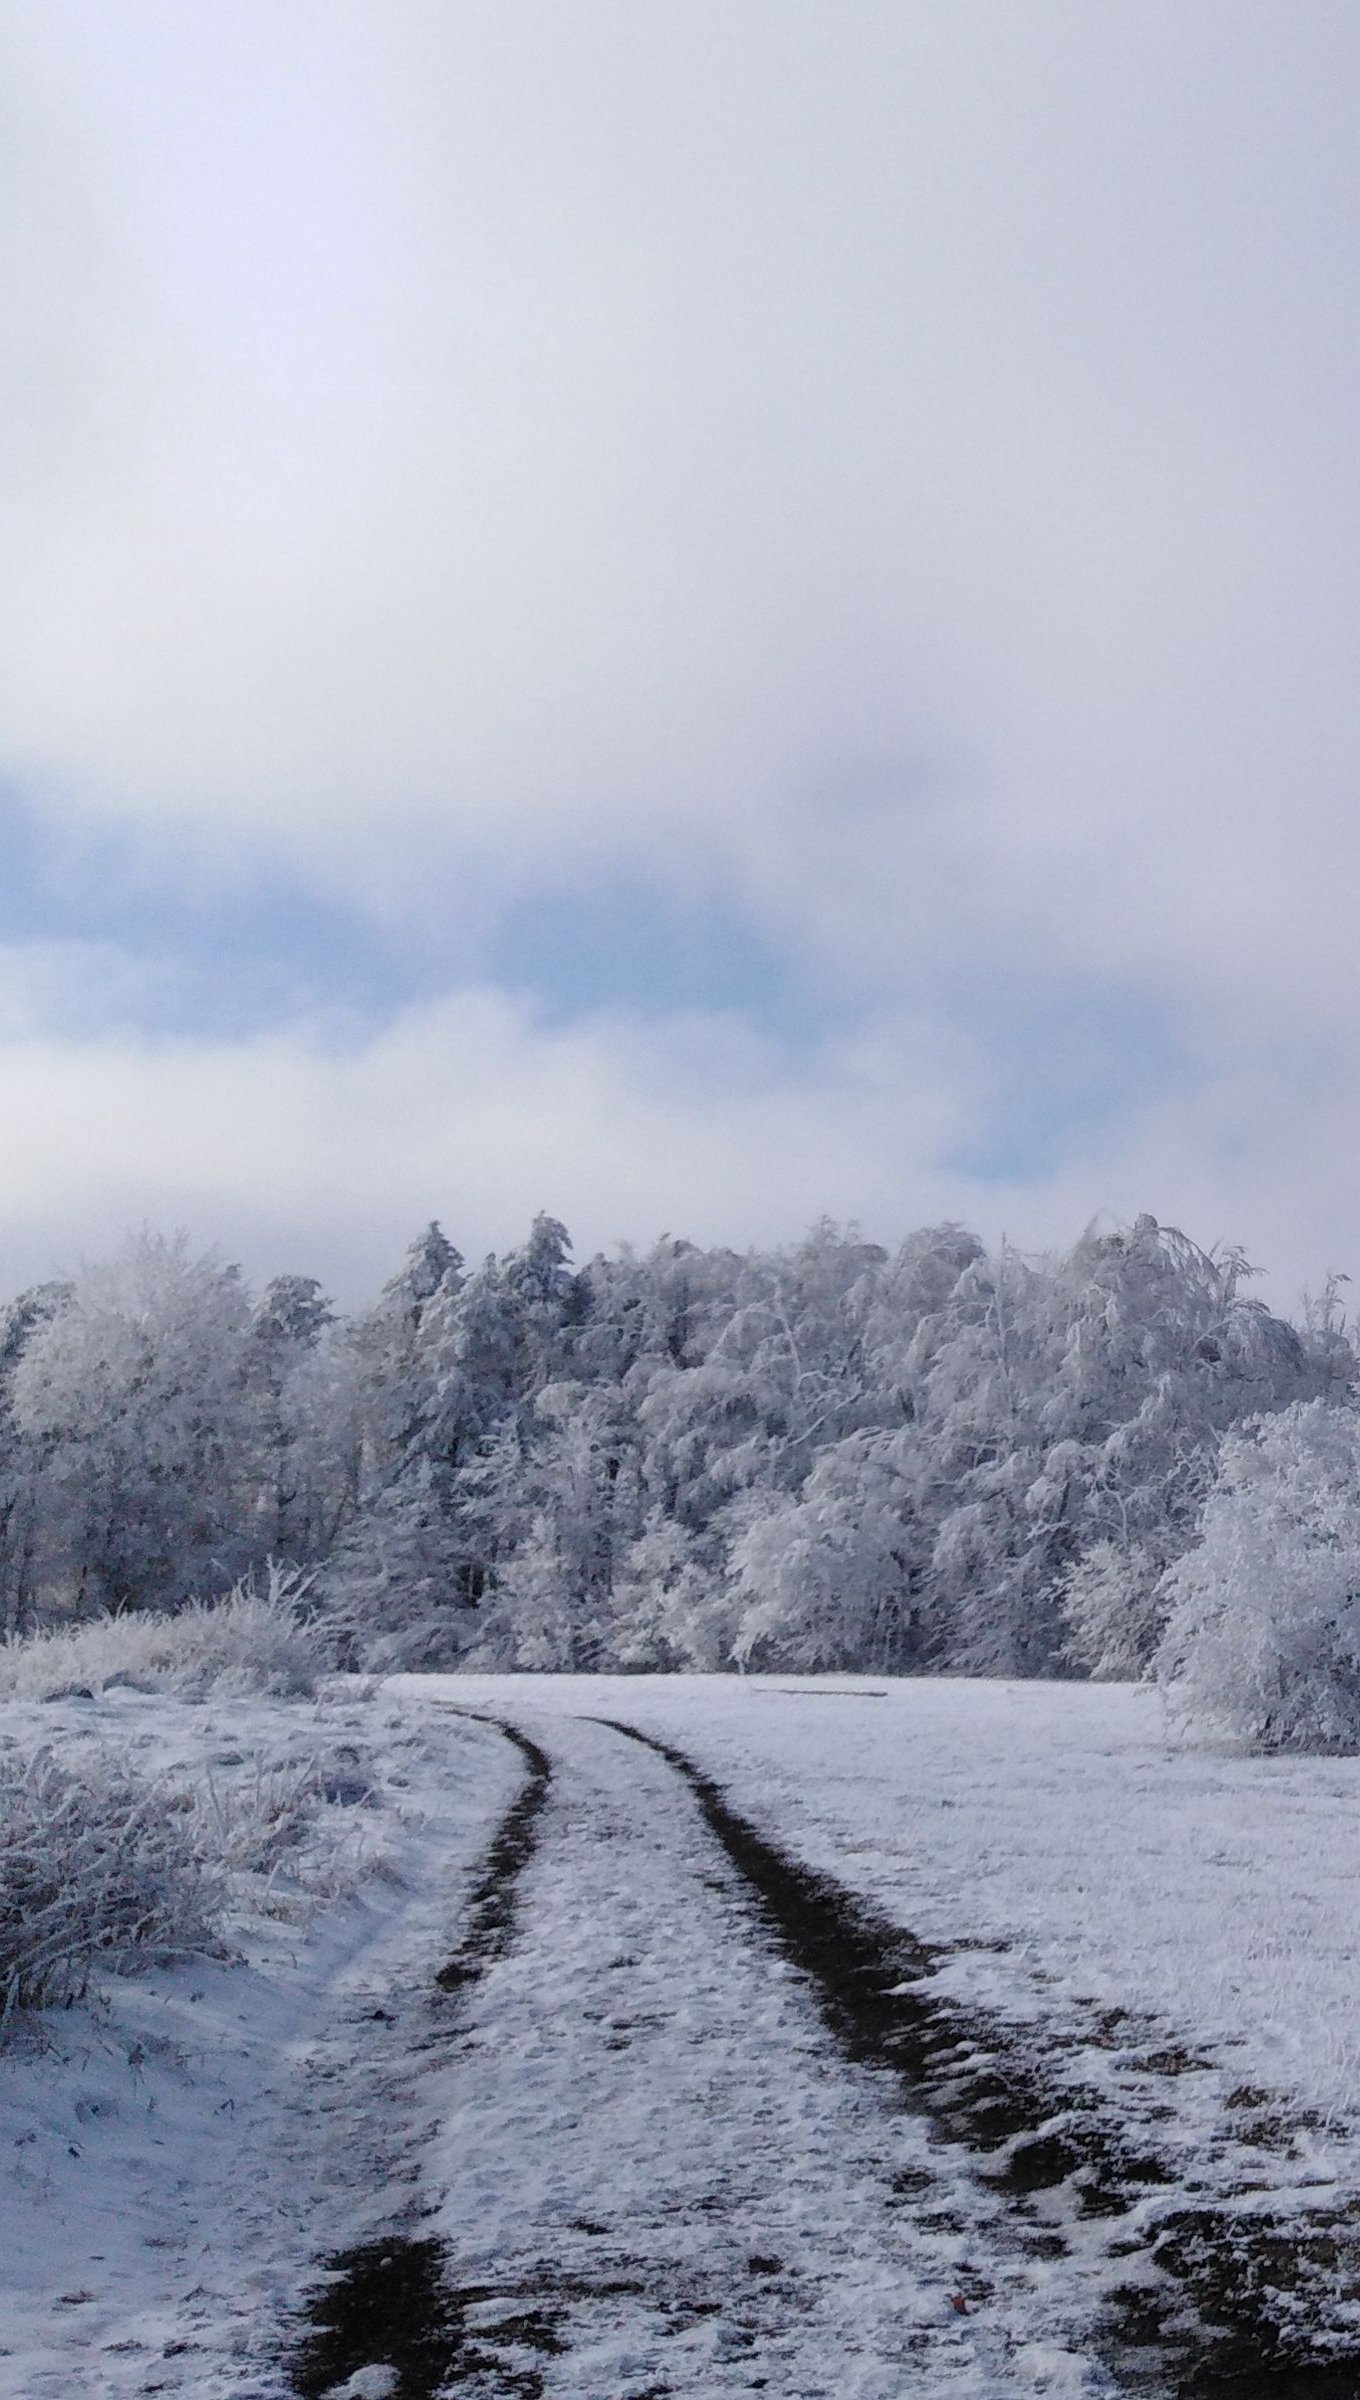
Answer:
[482,880,835,1042]
[0,790,431,1036]
[0,793,837,1048]
[946,977,1197,1184]
[0,791,1194,1189]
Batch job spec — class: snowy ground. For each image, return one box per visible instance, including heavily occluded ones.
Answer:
[6,1674,1360,2393]
[0,1684,521,2398]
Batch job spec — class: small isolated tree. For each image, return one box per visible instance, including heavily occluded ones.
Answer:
[1156,1399,1360,1749]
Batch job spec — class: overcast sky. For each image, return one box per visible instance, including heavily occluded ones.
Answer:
[2,1,1359,1304]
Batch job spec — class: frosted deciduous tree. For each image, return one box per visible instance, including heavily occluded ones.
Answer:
[11,1233,257,1615]
[1156,1399,1360,1749]
[1048,1218,1320,1673]
[730,1433,925,1672]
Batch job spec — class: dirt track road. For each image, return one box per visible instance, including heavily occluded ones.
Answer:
[294,1710,1330,2400]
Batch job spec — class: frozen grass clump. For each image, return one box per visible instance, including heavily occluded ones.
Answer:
[192,1752,328,1878]
[0,1743,220,2022]
[179,1732,394,1921]
[0,1567,322,1703]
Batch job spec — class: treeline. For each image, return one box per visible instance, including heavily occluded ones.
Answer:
[0,1212,1345,1679]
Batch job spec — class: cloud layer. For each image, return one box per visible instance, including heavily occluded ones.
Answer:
[1,3,1359,1300]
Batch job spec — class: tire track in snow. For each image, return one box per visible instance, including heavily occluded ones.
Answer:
[290,1717,553,2400]
[597,1721,1360,2399]
[368,1711,1106,2399]
[291,1704,1360,2399]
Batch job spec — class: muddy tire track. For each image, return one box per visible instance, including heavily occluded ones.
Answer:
[434,1719,553,1996]
[593,1719,1360,2398]
[289,1716,552,2400]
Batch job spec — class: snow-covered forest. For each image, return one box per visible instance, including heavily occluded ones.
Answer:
[13,1212,1360,2390]
[1,1211,1350,1703]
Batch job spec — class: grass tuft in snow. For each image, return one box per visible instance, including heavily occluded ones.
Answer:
[189,1745,390,1910]
[0,1743,220,2022]
[0,1566,321,1703]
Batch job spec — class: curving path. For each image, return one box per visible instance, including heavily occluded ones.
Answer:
[298,1711,1110,2400]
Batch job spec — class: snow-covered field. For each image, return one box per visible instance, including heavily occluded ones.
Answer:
[470,1673,1360,2129]
[6,1673,1360,2394]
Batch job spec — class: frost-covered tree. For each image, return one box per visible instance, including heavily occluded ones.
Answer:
[0,1281,71,1635]
[248,1275,362,1563]
[1156,1399,1360,1748]
[607,1512,733,1669]
[352,1221,466,1476]
[324,1216,584,1654]
[466,1381,643,1669]
[1060,1540,1167,1680]
[11,1234,258,1614]
[730,1432,927,1672]
[912,1217,1328,1678]
[320,1461,482,1669]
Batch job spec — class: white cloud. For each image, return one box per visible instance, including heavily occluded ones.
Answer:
[2,5,1360,1294]
[0,976,981,1299]
[0,957,1340,1311]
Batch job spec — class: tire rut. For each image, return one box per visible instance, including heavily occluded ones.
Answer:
[592,1718,1360,2399]
[289,1716,553,2400]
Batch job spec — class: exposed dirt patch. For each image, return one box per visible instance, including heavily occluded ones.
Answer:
[292,2236,652,2400]
[292,2236,474,2400]
[1136,2048,1218,2077]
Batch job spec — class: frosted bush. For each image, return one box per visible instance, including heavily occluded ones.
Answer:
[0,1743,219,2021]
[1156,1399,1360,1750]
[0,1567,321,1702]
[0,1728,381,2026]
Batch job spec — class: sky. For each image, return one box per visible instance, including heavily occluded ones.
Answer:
[1,1,1359,1307]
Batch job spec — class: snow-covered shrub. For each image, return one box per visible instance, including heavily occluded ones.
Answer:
[190,1751,328,1879]
[0,1744,219,2020]
[1156,1400,1360,1750]
[187,1752,380,1912]
[0,1567,320,1702]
